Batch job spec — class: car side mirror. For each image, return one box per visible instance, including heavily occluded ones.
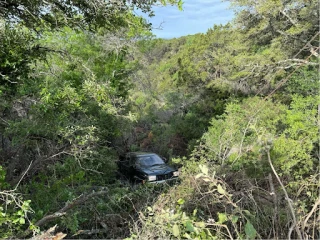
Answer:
[162,157,168,163]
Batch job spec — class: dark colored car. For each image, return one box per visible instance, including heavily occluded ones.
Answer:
[118,152,179,183]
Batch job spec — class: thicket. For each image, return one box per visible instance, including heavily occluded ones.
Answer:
[127,0,320,239]
[0,0,319,239]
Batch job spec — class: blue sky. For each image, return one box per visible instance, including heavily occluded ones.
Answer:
[137,0,235,39]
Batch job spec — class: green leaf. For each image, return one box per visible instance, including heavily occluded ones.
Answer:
[243,210,254,218]
[231,215,239,223]
[199,165,208,175]
[183,233,192,239]
[12,218,19,223]
[19,218,25,225]
[193,209,197,216]
[217,184,226,195]
[218,212,227,224]
[195,221,205,228]
[172,224,180,237]
[177,0,183,10]
[185,220,195,232]
[200,230,207,239]
[177,198,185,205]
[202,177,211,182]
[245,221,257,239]
[195,173,203,179]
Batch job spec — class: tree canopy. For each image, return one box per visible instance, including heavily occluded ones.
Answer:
[0,0,182,30]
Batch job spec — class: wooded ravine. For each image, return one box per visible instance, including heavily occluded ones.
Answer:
[0,0,319,239]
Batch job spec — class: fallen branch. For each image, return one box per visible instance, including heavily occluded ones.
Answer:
[72,228,108,236]
[36,189,109,227]
[22,189,109,238]
[30,225,66,240]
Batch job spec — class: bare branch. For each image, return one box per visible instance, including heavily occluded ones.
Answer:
[302,197,320,231]
[293,32,320,58]
[14,160,33,190]
[266,150,302,240]
[280,10,297,26]
[0,116,9,125]
[73,228,108,236]
[35,189,109,227]
[22,189,108,238]
[30,225,66,240]
[277,59,318,66]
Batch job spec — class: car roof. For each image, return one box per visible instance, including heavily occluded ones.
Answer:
[129,152,156,156]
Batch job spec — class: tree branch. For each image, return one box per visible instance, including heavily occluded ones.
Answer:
[280,10,297,26]
[266,150,302,240]
[36,189,109,227]
[302,197,320,231]
[277,59,318,66]
[22,189,109,238]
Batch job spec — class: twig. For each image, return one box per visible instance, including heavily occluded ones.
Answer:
[0,116,8,125]
[14,161,33,191]
[205,223,233,240]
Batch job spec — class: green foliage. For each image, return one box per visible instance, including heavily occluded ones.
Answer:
[1,0,183,31]
[276,65,319,103]
[0,167,36,238]
[0,23,44,96]
[131,164,262,239]
[130,199,213,239]
[0,0,318,238]
[245,221,257,239]
[201,96,319,180]
[271,95,319,178]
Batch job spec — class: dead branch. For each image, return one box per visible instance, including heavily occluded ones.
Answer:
[0,116,8,125]
[268,173,279,239]
[276,59,318,66]
[22,189,109,238]
[205,223,233,240]
[302,197,320,231]
[14,161,33,191]
[293,32,320,58]
[280,10,297,26]
[30,225,66,240]
[36,189,109,227]
[266,150,302,240]
[72,228,108,236]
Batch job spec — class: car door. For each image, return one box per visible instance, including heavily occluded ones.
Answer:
[128,154,138,178]
[120,154,131,175]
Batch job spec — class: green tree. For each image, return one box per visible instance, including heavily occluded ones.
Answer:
[0,0,183,30]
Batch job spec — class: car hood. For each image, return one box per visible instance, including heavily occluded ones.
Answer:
[138,164,175,175]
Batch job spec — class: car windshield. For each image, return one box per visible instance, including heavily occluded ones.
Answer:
[136,154,165,167]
